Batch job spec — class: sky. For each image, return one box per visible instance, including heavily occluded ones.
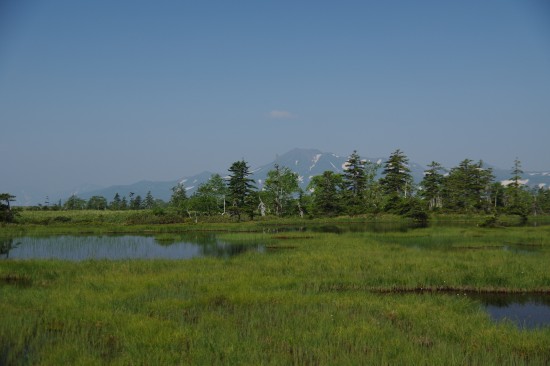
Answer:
[1,0,550,202]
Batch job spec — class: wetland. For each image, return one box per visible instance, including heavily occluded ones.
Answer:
[1,217,550,364]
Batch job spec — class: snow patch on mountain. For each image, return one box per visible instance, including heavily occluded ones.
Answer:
[501,179,529,186]
[309,154,322,171]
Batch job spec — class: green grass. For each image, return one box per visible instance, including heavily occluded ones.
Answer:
[1,225,550,364]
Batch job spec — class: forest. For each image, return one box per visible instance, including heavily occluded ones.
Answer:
[3,149,550,223]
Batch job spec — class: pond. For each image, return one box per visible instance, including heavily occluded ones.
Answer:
[0,234,265,261]
[470,293,550,330]
[1,222,424,260]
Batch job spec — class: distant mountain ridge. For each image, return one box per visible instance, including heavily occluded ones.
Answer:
[15,148,550,205]
[74,148,419,203]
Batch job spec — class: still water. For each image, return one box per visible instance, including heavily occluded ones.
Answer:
[2,219,549,260]
[0,234,264,261]
[470,293,550,330]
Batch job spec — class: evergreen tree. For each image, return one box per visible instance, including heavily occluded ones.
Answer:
[227,160,256,221]
[534,187,550,214]
[379,149,413,212]
[121,196,128,210]
[307,171,343,217]
[509,158,522,188]
[442,159,494,212]
[128,192,136,209]
[505,158,529,218]
[110,193,122,210]
[144,191,155,209]
[130,195,143,210]
[420,161,445,210]
[264,164,300,216]
[342,150,367,215]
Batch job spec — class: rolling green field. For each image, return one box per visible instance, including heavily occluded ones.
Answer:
[1,220,550,364]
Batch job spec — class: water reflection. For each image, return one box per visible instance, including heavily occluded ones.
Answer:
[262,222,422,234]
[0,238,18,259]
[260,218,550,235]
[470,293,550,329]
[0,234,264,261]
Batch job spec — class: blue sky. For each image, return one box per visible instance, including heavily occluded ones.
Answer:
[1,0,549,201]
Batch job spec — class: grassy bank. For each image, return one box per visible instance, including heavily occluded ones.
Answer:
[1,225,550,364]
[4,209,549,237]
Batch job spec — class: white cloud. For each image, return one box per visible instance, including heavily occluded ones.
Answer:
[269,110,295,119]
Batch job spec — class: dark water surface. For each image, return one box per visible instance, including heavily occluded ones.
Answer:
[0,234,264,261]
[469,293,550,329]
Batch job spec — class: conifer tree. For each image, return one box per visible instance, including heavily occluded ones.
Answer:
[442,159,494,212]
[227,160,256,221]
[307,171,343,216]
[121,196,128,210]
[510,157,523,190]
[111,193,122,210]
[342,150,367,215]
[420,161,445,210]
[505,158,529,218]
[144,191,155,209]
[130,195,143,210]
[379,149,413,212]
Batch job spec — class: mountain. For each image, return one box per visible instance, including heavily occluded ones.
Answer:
[16,148,550,205]
[251,148,425,190]
[76,148,425,203]
[77,171,215,203]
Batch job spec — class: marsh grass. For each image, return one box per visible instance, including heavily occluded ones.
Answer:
[1,225,550,364]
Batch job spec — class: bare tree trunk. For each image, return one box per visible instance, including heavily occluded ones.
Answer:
[297,202,304,218]
[258,197,266,217]
[221,196,226,215]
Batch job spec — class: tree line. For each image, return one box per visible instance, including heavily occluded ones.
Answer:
[4,149,550,222]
